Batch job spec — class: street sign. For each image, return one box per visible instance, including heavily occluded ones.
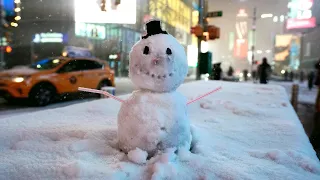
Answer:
[207,11,223,18]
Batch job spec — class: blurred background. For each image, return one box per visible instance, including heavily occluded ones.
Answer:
[0,0,318,76]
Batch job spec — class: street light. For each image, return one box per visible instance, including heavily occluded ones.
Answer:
[273,16,278,22]
[280,15,285,22]
[261,14,273,18]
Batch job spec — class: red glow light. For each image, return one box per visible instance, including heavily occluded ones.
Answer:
[286,17,316,29]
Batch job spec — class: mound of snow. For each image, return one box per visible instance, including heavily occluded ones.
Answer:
[128,148,148,164]
[0,81,319,180]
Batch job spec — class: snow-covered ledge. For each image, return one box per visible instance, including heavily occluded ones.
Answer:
[0,81,319,179]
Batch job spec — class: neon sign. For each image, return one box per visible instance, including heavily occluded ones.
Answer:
[33,33,67,43]
[286,0,316,30]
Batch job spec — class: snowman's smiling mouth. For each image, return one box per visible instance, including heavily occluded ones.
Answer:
[135,65,175,79]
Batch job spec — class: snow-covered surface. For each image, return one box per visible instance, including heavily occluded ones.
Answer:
[0,81,319,179]
[270,81,317,104]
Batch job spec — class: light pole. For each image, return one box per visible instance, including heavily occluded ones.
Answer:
[196,0,205,80]
[0,2,4,69]
[251,7,257,75]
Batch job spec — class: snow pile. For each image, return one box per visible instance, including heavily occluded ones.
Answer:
[0,81,319,180]
[128,148,148,164]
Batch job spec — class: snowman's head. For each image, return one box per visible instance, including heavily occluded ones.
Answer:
[129,20,188,92]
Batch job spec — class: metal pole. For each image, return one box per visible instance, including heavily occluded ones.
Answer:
[0,2,4,69]
[251,7,257,75]
[291,84,299,112]
[196,0,205,80]
[30,41,34,64]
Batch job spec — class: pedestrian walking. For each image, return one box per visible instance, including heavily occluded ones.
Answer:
[308,71,315,91]
[258,57,271,84]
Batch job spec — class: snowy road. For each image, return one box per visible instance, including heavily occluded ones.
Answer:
[0,77,194,119]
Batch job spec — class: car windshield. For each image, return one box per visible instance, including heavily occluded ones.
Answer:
[29,58,66,70]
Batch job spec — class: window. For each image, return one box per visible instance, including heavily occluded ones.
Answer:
[30,58,66,70]
[58,60,82,73]
[77,60,103,71]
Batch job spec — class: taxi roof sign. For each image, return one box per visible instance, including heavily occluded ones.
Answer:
[63,46,94,58]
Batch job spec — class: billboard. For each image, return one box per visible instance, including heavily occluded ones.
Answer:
[274,34,301,69]
[75,22,106,40]
[233,21,248,59]
[286,0,316,30]
[74,0,136,24]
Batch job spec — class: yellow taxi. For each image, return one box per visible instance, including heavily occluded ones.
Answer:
[0,57,115,106]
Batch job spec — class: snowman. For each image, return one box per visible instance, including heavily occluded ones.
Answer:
[117,19,192,155]
[78,19,221,157]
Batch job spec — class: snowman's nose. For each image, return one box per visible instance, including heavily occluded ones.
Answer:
[152,58,161,65]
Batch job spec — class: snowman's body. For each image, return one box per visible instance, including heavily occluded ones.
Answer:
[118,90,191,154]
[117,20,191,154]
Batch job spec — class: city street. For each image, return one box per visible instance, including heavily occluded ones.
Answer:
[0,77,194,119]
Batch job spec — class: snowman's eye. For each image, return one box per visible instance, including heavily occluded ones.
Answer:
[143,46,149,55]
[166,48,172,55]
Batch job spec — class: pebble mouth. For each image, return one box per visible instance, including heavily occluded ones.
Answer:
[136,66,174,79]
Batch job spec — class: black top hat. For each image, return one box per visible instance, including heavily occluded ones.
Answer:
[142,20,168,39]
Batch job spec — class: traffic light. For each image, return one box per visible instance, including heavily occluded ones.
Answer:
[115,0,121,6]
[208,25,220,40]
[100,0,106,11]
[190,25,203,37]
[4,32,12,43]
[5,46,12,53]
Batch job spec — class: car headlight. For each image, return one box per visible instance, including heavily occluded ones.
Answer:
[12,76,30,83]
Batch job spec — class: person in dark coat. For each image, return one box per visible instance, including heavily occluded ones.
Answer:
[212,63,222,80]
[284,70,288,81]
[308,71,315,91]
[300,71,305,82]
[227,66,234,77]
[258,57,271,84]
[289,71,294,81]
[243,69,249,81]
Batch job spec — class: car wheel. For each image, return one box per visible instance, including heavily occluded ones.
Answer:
[29,83,56,106]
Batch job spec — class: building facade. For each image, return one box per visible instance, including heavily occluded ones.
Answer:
[299,0,320,71]
[6,0,198,77]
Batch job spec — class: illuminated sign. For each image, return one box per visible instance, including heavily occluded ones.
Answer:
[33,33,67,43]
[274,34,301,69]
[3,0,15,17]
[63,46,93,58]
[74,0,136,24]
[286,0,316,29]
[75,22,106,39]
[234,21,248,59]
[187,45,198,67]
[237,9,248,17]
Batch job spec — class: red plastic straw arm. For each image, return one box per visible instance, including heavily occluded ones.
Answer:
[186,87,222,105]
[78,87,125,103]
